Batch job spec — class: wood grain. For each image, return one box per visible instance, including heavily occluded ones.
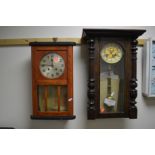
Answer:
[0,38,81,46]
[0,38,144,46]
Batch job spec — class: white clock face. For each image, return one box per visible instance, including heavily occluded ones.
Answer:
[100,43,123,64]
[40,53,65,79]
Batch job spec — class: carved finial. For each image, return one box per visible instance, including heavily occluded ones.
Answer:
[53,38,58,42]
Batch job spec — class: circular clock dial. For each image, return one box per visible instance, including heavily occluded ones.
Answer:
[40,53,65,79]
[100,43,123,64]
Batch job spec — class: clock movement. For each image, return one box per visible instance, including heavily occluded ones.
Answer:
[30,42,76,120]
[82,29,146,119]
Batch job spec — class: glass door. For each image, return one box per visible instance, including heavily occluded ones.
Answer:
[99,42,125,113]
[38,85,68,112]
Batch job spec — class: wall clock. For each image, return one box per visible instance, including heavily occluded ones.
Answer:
[30,42,76,120]
[82,29,146,119]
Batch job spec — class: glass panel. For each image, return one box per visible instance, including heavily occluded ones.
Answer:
[38,86,58,112]
[38,85,68,112]
[60,86,68,111]
[38,86,45,112]
[100,42,125,113]
[47,86,58,111]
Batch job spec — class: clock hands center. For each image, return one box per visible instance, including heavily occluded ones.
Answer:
[42,62,54,68]
[43,63,59,72]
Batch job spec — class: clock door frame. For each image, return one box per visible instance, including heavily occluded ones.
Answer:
[30,42,76,120]
[95,38,131,118]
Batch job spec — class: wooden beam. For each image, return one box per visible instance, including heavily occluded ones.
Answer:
[0,38,81,46]
[0,38,145,46]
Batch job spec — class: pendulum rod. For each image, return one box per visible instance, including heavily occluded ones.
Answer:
[107,65,112,97]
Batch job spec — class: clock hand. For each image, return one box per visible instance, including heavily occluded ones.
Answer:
[42,64,52,67]
[51,60,54,68]
[42,62,54,67]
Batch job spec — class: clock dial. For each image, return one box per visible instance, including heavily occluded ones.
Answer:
[40,53,65,79]
[100,43,123,64]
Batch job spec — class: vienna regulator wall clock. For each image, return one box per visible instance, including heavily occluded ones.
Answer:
[82,29,146,119]
[30,42,76,120]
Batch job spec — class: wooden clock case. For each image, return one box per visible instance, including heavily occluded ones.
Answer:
[82,29,146,119]
[30,42,76,120]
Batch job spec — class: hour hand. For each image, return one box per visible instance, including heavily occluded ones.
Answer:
[41,64,51,67]
[51,61,54,68]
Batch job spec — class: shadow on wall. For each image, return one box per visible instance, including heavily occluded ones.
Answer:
[29,120,68,129]
[29,118,127,129]
[86,118,127,129]
[143,96,155,106]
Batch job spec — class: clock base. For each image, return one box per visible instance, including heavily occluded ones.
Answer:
[31,115,76,120]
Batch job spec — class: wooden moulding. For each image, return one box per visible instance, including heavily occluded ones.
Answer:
[0,38,144,46]
[31,115,76,120]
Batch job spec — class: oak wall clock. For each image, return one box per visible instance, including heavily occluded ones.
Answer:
[30,42,76,120]
[82,29,146,119]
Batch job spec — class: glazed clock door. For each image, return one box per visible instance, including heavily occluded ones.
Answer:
[99,41,125,114]
[38,52,67,113]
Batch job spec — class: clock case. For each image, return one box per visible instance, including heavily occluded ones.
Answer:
[30,42,76,120]
[82,29,146,119]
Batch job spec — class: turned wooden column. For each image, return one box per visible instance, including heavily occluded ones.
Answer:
[129,39,138,119]
[87,39,96,119]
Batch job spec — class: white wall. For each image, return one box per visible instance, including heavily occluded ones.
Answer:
[0,26,155,129]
